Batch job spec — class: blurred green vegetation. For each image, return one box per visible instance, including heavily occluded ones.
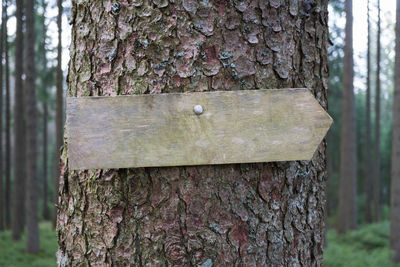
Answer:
[324,221,400,267]
[0,222,57,267]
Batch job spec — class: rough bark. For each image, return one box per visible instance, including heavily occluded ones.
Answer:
[4,0,11,229]
[0,0,5,232]
[57,1,329,266]
[25,0,39,253]
[12,0,26,241]
[337,0,357,233]
[53,0,63,227]
[391,0,400,262]
[365,0,373,224]
[373,0,381,222]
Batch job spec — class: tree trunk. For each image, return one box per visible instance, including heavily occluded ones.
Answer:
[43,102,49,220]
[4,0,11,229]
[373,0,381,222]
[57,1,330,266]
[12,0,26,241]
[0,0,5,232]
[25,0,39,253]
[337,0,357,233]
[41,0,50,221]
[53,0,63,228]
[365,0,373,224]
[391,0,400,262]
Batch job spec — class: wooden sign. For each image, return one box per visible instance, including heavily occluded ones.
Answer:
[66,89,332,170]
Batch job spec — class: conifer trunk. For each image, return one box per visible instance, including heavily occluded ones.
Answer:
[373,0,382,222]
[53,0,63,227]
[12,0,26,241]
[57,1,330,265]
[365,0,373,224]
[4,0,11,229]
[337,0,357,233]
[43,102,49,220]
[390,0,400,262]
[25,0,39,253]
[41,0,50,221]
[0,0,5,232]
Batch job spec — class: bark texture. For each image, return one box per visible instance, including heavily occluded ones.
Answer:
[57,1,329,266]
[54,0,64,227]
[12,0,26,241]
[365,0,372,224]
[337,0,356,233]
[4,0,11,229]
[391,0,400,262]
[373,0,381,222]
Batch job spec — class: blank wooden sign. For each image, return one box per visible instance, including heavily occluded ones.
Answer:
[66,88,332,170]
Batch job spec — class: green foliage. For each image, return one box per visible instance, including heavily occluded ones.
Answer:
[324,221,399,267]
[0,222,57,267]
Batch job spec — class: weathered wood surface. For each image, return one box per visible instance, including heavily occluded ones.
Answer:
[66,88,332,170]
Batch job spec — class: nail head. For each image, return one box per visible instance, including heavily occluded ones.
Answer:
[194,105,203,115]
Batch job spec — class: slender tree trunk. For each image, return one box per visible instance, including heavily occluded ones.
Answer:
[41,0,50,221]
[53,0,63,228]
[25,0,39,253]
[43,103,49,220]
[4,0,11,229]
[338,0,357,233]
[58,1,330,266]
[373,0,381,222]
[365,0,373,224]
[12,0,26,241]
[391,0,400,262]
[0,0,5,232]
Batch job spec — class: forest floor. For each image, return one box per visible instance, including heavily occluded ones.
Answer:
[0,222,57,267]
[0,221,398,266]
[324,221,400,266]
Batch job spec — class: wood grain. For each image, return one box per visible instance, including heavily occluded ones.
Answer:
[66,88,332,170]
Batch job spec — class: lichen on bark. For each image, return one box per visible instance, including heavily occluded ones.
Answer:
[58,0,329,266]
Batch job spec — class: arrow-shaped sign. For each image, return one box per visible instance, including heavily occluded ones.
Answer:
[66,88,332,170]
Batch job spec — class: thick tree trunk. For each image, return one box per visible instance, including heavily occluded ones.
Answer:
[391,0,400,262]
[337,0,357,233]
[12,0,26,241]
[25,0,39,253]
[53,0,63,227]
[373,0,381,222]
[57,1,329,266]
[0,0,5,232]
[365,0,373,224]
[4,0,11,229]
